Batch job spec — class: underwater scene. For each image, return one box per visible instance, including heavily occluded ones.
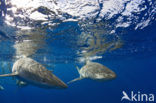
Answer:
[0,0,156,103]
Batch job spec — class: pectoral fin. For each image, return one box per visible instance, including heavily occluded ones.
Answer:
[16,80,28,87]
[67,77,83,84]
[0,72,18,77]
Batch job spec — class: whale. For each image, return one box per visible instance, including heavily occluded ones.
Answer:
[0,57,68,89]
[68,61,116,84]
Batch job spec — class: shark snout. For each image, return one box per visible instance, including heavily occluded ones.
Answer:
[52,74,68,89]
[109,71,117,79]
[59,81,68,89]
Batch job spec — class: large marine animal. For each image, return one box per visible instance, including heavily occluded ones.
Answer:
[68,61,116,84]
[0,57,67,89]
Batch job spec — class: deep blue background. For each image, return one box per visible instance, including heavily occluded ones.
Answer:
[0,0,156,102]
[0,22,156,103]
[0,53,156,103]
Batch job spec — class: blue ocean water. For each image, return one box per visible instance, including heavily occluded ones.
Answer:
[0,0,156,103]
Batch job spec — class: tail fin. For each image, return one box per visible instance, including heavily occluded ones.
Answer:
[67,77,82,84]
[0,73,18,77]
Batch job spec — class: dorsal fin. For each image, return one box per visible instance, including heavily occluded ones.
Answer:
[85,56,91,65]
[76,66,80,74]
[0,72,18,77]
[67,65,84,84]
[86,60,91,64]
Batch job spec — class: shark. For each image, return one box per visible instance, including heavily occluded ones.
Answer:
[68,61,116,84]
[0,57,68,89]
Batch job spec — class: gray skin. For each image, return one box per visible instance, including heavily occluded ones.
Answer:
[0,57,67,89]
[68,61,116,84]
